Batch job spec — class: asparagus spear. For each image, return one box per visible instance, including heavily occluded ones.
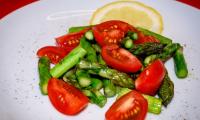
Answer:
[82,89,107,107]
[50,45,87,78]
[173,47,188,78]
[91,78,103,90]
[127,31,138,40]
[63,68,81,89]
[144,43,181,66]
[85,30,94,41]
[121,37,134,49]
[103,79,116,97]
[116,88,162,114]
[77,60,134,88]
[116,87,131,100]
[76,69,92,88]
[158,73,174,106]
[97,54,106,65]
[38,57,52,95]
[143,95,162,114]
[92,44,101,53]
[80,37,97,62]
[68,26,90,33]
[130,42,165,57]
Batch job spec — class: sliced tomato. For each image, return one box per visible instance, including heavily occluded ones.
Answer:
[106,90,148,120]
[101,45,142,73]
[56,28,89,49]
[135,59,166,96]
[134,32,160,44]
[37,46,70,64]
[92,20,137,46]
[48,78,89,115]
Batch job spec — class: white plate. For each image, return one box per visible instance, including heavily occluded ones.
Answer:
[0,0,200,120]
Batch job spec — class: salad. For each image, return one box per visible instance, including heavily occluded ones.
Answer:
[36,20,188,120]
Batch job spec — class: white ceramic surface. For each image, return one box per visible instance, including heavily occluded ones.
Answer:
[0,0,200,120]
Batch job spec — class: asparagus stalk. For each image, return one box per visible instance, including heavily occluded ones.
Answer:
[92,44,101,53]
[91,78,103,90]
[121,37,134,49]
[85,30,94,41]
[77,60,135,88]
[116,87,131,100]
[116,88,162,114]
[50,45,87,78]
[80,37,97,62]
[103,79,116,97]
[82,89,107,107]
[173,47,188,78]
[158,73,174,106]
[143,95,162,114]
[144,43,181,66]
[38,57,52,95]
[63,68,81,89]
[98,54,106,65]
[130,42,165,56]
[127,31,138,40]
[76,69,92,88]
[68,26,90,33]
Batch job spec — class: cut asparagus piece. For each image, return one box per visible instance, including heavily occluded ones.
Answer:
[38,57,52,95]
[80,37,97,62]
[144,43,181,66]
[82,89,107,107]
[116,88,162,114]
[158,73,174,106]
[130,42,165,56]
[68,26,90,33]
[50,45,87,78]
[173,47,188,78]
[91,78,103,90]
[76,69,91,88]
[77,60,135,88]
[103,79,116,97]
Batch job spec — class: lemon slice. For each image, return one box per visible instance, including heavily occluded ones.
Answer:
[90,1,163,33]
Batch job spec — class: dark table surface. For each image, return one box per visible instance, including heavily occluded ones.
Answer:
[0,0,199,19]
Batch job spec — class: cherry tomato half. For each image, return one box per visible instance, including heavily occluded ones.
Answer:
[48,78,89,115]
[134,32,160,44]
[56,28,89,49]
[101,45,142,73]
[106,90,148,120]
[37,46,70,64]
[92,20,137,46]
[135,59,166,96]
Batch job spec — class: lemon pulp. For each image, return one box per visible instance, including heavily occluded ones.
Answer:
[90,1,163,34]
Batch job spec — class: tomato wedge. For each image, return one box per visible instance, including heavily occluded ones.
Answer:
[106,90,148,120]
[37,46,70,64]
[135,59,166,96]
[48,78,89,115]
[56,28,89,49]
[134,32,160,44]
[92,20,137,46]
[101,45,142,73]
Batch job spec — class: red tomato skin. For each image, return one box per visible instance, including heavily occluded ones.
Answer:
[105,90,148,120]
[47,78,89,115]
[134,33,160,44]
[101,45,142,73]
[92,20,137,46]
[37,46,70,64]
[56,28,89,48]
[135,59,166,96]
